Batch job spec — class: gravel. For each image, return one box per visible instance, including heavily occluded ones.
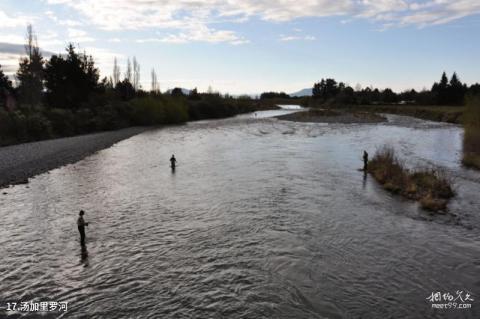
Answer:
[0,127,151,189]
[276,110,387,124]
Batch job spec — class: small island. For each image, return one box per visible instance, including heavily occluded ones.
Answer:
[276,108,386,124]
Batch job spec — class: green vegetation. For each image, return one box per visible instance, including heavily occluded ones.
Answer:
[463,95,480,169]
[304,73,479,124]
[308,72,478,107]
[368,146,454,212]
[0,25,277,146]
[343,105,464,124]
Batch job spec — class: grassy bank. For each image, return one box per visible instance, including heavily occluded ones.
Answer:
[341,104,465,124]
[463,96,480,169]
[368,146,454,212]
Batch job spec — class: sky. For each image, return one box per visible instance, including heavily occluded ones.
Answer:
[0,0,479,95]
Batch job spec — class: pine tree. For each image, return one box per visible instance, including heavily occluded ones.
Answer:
[449,72,466,105]
[44,44,100,109]
[0,64,14,109]
[16,24,44,106]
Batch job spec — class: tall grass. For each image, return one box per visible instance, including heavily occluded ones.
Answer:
[463,95,480,169]
[368,146,454,212]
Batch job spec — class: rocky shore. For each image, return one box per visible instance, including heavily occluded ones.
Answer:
[0,126,151,189]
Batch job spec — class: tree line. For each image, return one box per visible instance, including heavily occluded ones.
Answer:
[0,25,267,146]
[310,73,480,106]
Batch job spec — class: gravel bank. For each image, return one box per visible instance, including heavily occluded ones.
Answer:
[276,109,387,124]
[0,127,151,189]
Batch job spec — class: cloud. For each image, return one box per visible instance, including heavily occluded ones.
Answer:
[0,42,56,76]
[137,23,249,45]
[0,10,33,28]
[44,0,480,32]
[279,35,316,41]
[67,28,95,43]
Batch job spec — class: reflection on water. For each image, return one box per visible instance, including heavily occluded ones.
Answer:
[0,112,479,318]
[277,104,303,110]
[80,244,89,268]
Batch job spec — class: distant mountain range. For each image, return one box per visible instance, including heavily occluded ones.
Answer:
[289,88,312,97]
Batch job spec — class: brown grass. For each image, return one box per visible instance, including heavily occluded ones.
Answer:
[368,146,454,212]
[344,105,464,124]
[462,96,480,169]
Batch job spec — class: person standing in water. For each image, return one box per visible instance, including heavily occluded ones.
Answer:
[363,150,369,171]
[77,210,89,246]
[170,154,177,169]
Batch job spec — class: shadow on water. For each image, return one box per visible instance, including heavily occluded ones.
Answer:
[362,170,367,189]
[80,244,89,268]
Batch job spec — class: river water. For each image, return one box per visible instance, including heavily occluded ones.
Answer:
[1,108,479,318]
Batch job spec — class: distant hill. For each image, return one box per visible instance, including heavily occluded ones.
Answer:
[290,88,312,97]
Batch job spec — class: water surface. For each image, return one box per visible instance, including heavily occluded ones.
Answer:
[1,110,479,318]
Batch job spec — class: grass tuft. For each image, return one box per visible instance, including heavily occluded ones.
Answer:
[368,146,454,212]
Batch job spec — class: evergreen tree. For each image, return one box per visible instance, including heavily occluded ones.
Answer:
[448,72,466,105]
[0,64,14,109]
[432,72,449,105]
[16,24,44,106]
[0,64,13,92]
[44,44,100,109]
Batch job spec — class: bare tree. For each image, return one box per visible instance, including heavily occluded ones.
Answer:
[132,56,140,91]
[151,68,159,93]
[25,24,37,60]
[112,57,120,87]
[125,58,132,83]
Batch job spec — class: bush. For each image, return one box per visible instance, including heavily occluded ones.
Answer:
[368,146,454,212]
[46,108,75,136]
[130,96,188,126]
[25,112,52,140]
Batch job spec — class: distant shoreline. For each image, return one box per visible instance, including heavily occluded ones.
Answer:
[0,126,151,190]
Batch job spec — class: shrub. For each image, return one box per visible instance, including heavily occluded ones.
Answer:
[368,146,454,212]
[130,96,188,126]
[25,112,52,140]
[46,108,75,136]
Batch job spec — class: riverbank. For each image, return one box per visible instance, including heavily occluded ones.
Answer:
[343,105,464,124]
[276,108,386,124]
[0,126,151,189]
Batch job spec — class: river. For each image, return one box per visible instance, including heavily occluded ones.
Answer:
[1,108,479,318]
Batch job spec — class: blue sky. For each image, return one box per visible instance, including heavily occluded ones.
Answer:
[0,0,479,95]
